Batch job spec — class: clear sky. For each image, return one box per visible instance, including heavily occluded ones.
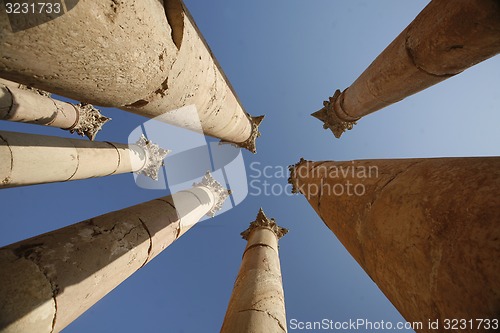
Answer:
[1,1,499,332]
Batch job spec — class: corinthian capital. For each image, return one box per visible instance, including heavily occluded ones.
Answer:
[70,103,111,141]
[194,171,230,217]
[135,135,170,180]
[241,208,288,240]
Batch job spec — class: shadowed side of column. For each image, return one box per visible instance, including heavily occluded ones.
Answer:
[289,157,500,332]
[0,172,229,332]
[313,0,500,138]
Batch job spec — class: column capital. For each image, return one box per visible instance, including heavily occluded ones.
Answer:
[69,103,111,140]
[311,89,357,139]
[220,115,264,154]
[194,171,230,217]
[288,157,311,194]
[135,135,170,181]
[241,208,288,240]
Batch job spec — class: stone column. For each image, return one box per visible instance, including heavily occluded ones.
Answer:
[288,157,500,332]
[0,131,169,188]
[0,0,263,152]
[0,172,229,333]
[220,208,288,333]
[0,80,109,140]
[312,0,500,138]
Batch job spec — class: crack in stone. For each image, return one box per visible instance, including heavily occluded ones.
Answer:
[237,308,286,332]
[12,246,59,333]
[0,133,14,185]
[117,225,140,243]
[66,140,80,182]
[137,217,153,268]
[248,294,284,310]
[1,86,15,118]
[369,161,423,208]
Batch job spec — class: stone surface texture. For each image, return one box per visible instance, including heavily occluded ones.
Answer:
[0,180,227,332]
[220,209,288,333]
[0,81,109,140]
[289,157,500,332]
[0,131,155,187]
[314,0,500,137]
[0,0,260,150]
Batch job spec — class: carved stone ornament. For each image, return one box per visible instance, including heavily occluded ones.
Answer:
[241,208,288,240]
[220,114,264,154]
[70,103,111,141]
[311,89,357,139]
[287,157,310,194]
[135,134,171,181]
[194,171,231,217]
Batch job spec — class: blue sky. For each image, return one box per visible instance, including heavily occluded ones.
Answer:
[1,1,499,332]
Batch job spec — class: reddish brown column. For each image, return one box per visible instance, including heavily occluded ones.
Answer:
[313,0,500,138]
[220,209,288,333]
[289,157,500,332]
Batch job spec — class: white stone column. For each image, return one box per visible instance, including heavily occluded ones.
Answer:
[0,1,263,152]
[0,80,109,140]
[220,208,288,333]
[0,131,169,188]
[0,172,229,333]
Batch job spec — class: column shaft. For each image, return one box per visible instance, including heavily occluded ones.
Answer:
[314,0,500,137]
[221,209,288,333]
[289,157,500,332]
[0,82,109,140]
[0,175,228,332]
[0,131,161,188]
[0,1,262,151]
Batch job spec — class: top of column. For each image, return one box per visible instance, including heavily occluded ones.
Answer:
[241,208,288,241]
[311,89,357,139]
[194,171,231,217]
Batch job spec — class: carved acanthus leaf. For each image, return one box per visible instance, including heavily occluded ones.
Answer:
[194,171,230,217]
[135,134,170,181]
[311,89,357,139]
[219,115,264,154]
[241,208,288,240]
[71,103,110,140]
[287,157,310,194]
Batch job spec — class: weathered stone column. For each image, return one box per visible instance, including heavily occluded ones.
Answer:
[313,0,500,138]
[220,208,288,333]
[0,131,169,187]
[289,157,500,332]
[0,172,229,333]
[0,0,263,151]
[0,80,109,140]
